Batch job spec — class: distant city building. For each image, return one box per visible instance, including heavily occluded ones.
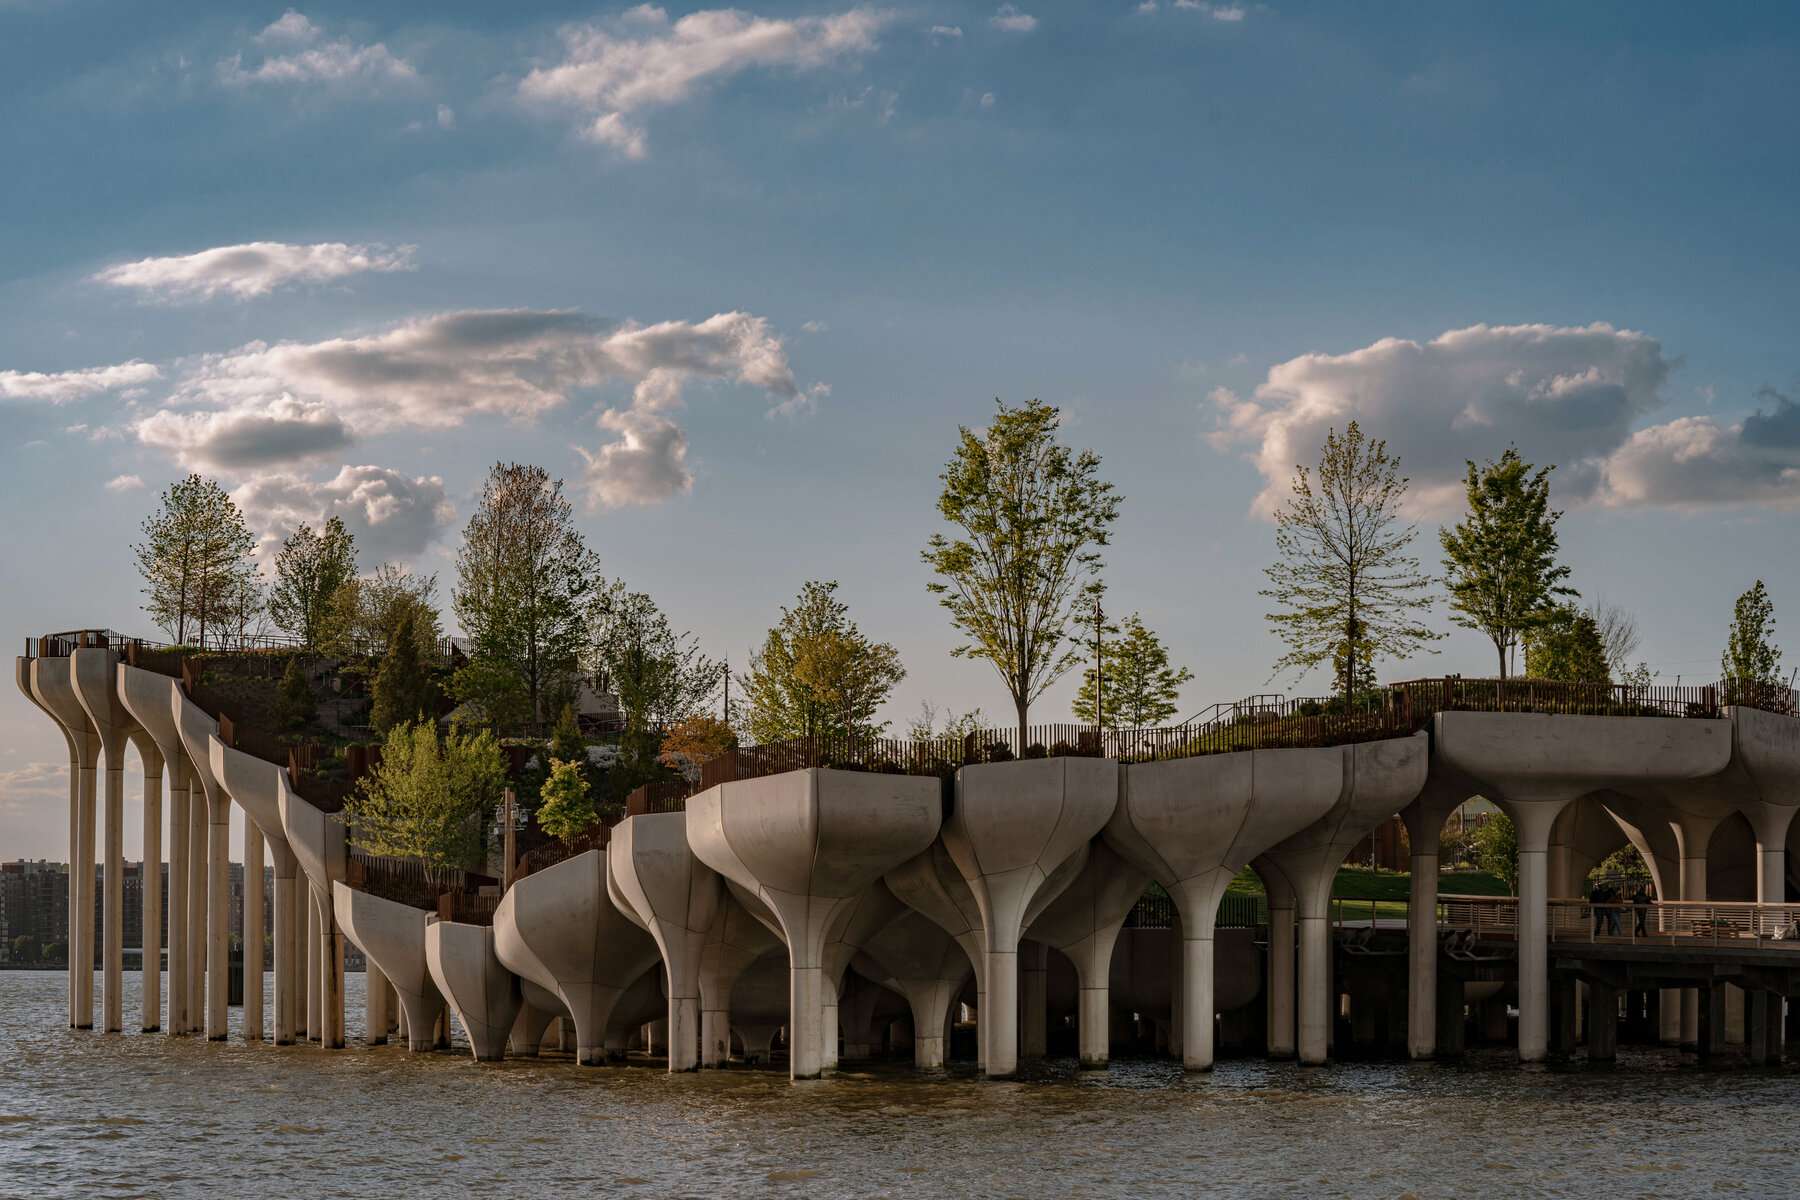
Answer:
[0,860,68,964]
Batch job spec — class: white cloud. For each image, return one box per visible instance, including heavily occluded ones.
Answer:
[927,24,963,39]
[990,5,1038,33]
[1208,322,1675,516]
[800,320,828,334]
[1599,388,1800,509]
[139,308,812,504]
[435,103,456,130]
[1173,0,1246,19]
[0,760,68,815]
[979,91,996,108]
[220,11,415,87]
[519,5,893,156]
[0,360,160,404]
[232,465,455,564]
[93,241,415,301]
[104,474,145,492]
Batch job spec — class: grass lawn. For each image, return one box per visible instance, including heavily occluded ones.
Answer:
[1222,864,1512,921]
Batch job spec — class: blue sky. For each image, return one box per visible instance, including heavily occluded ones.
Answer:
[3,1,1798,858]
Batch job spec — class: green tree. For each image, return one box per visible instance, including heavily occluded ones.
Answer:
[1330,617,1379,701]
[133,474,260,647]
[453,463,603,732]
[370,608,438,733]
[536,758,597,844]
[1262,422,1441,703]
[1072,613,1192,728]
[1439,448,1574,678]
[1469,810,1518,893]
[1523,605,1611,682]
[268,517,358,653]
[343,562,441,657]
[448,658,533,733]
[278,656,314,730]
[337,721,507,889]
[923,399,1122,745]
[588,586,719,734]
[11,935,37,964]
[741,580,906,743]
[1721,580,1785,707]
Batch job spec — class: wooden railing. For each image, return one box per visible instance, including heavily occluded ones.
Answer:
[1438,895,1800,949]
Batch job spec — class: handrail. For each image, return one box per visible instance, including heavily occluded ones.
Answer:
[1437,895,1800,950]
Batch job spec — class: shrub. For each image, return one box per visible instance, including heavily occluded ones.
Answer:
[278,657,314,730]
[537,758,597,844]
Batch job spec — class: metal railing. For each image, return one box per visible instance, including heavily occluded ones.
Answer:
[1438,894,1800,950]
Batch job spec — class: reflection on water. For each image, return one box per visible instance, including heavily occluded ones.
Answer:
[2,970,1798,1198]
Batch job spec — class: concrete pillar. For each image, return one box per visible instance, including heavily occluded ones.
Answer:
[185,791,205,1036]
[139,744,163,1033]
[167,764,189,1037]
[1678,836,1711,1048]
[1167,906,1183,1062]
[1659,988,1681,1044]
[1435,971,1465,1056]
[205,791,229,1040]
[1497,796,1574,1064]
[271,852,297,1045]
[367,963,391,1046]
[1019,940,1048,1060]
[1297,913,1331,1065]
[1747,803,1796,906]
[1266,890,1296,1059]
[1700,984,1728,1059]
[318,889,344,1049]
[77,735,97,1029]
[1725,983,1746,1046]
[306,890,320,1042]
[66,737,80,1028]
[1588,981,1618,1062]
[101,735,124,1034]
[243,821,264,1042]
[1404,814,1439,1060]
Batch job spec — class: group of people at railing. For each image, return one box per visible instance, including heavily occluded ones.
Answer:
[1586,879,1654,937]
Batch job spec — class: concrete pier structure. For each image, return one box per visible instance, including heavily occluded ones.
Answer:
[1022,840,1147,1067]
[697,888,785,1068]
[426,919,522,1062]
[72,648,129,1035]
[29,657,97,1028]
[857,909,972,1069]
[608,813,723,1072]
[886,842,990,1068]
[335,883,445,1051]
[15,660,84,1029]
[686,769,941,1080]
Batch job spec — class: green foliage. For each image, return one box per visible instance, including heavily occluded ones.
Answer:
[1523,604,1611,682]
[1072,612,1192,727]
[453,463,603,731]
[449,657,533,733]
[355,562,441,656]
[1468,811,1518,893]
[741,580,906,742]
[906,701,987,742]
[536,758,597,844]
[268,516,358,653]
[1439,448,1575,677]
[922,398,1122,742]
[370,608,437,733]
[1262,422,1441,702]
[1588,843,1652,887]
[133,473,261,647]
[11,935,38,964]
[548,702,586,765]
[588,585,719,736]
[1722,580,1784,705]
[278,656,314,730]
[336,721,507,888]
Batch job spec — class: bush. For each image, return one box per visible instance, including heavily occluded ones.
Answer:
[278,657,314,730]
[537,758,597,844]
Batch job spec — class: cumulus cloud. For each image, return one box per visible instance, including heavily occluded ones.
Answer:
[232,464,454,564]
[1208,322,1675,515]
[990,5,1038,32]
[519,5,893,156]
[104,474,145,492]
[0,761,68,815]
[0,360,160,404]
[138,307,811,503]
[1600,388,1800,509]
[927,24,963,39]
[220,10,415,87]
[1173,0,1246,19]
[94,241,415,301]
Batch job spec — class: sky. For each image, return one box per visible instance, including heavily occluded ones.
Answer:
[3,1,1799,861]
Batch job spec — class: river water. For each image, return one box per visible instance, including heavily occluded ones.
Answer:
[3,970,1799,1198]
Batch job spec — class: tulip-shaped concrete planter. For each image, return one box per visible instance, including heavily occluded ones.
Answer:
[1105,746,1345,1070]
[334,882,445,1051]
[698,888,786,1067]
[493,849,660,1065]
[858,909,975,1069]
[426,919,522,1062]
[886,842,989,1066]
[1023,840,1149,1068]
[940,757,1117,1078]
[609,813,723,1071]
[686,768,942,1080]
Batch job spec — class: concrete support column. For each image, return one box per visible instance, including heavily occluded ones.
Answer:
[788,963,825,1080]
[1746,803,1796,906]
[1266,895,1296,1059]
[272,862,297,1045]
[101,742,124,1034]
[1498,796,1573,1064]
[186,796,205,1034]
[318,889,344,1049]
[167,767,189,1037]
[305,892,320,1042]
[701,1008,727,1068]
[1167,906,1183,1062]
[243,822,264,1042]
[1659,988,1681,1044]
[367,963,391,1046]
[1679,852,1707,1048]
[1183,930,1217,1069]
[140,746,163,1033]
[1588,981,1618,1062]
[820,977,839,1073]
[64,741,79,1027]
[983,946,1019,1078]
[1297,914,1331,1065]
[1405,828,1440,1060]
[76,746,97,1029]
[1700,984,1728,1059]
[1435,970,1465,1056]
[205,792,229,1040]
[1019,940,1048,1060]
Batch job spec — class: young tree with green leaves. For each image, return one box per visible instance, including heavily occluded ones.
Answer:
[337,720,507,888]
[923,399,1122,745]
[278,656,314,730]
[536,758,597,844]
[740,580,906,743]
[1523,604,1611,682]
[335,562,440,658]
[370,608,438,732]
[1262,422,1441,703]
[1469,810,1518,892]
[454,463,603,732]
[268,517,358,653]
[587,586,719,734]
[1722,580,1785,707]
[133,473,260,647]
[1439,448,1574,678]
[1072,613,1193,728]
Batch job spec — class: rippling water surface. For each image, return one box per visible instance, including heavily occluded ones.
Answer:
[4,970,1800,1198]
